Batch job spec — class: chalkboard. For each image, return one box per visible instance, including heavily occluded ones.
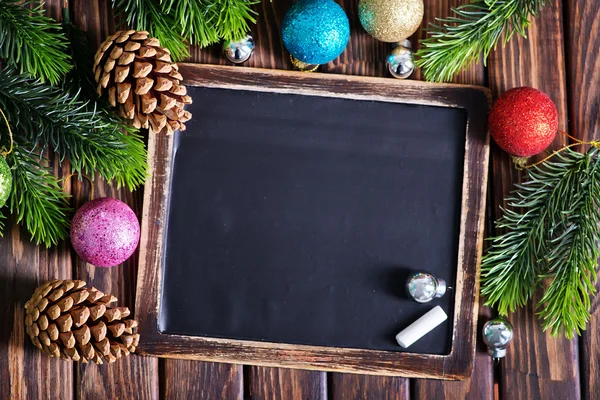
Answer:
[135,64,490,379]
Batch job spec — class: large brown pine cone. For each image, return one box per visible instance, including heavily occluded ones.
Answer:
[24,280,140,364]
[93,30,192,133]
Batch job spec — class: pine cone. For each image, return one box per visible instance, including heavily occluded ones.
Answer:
[93,30,193,134]
[24,280,140,364]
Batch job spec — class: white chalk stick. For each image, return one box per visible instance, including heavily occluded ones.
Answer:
[395,305,448,348]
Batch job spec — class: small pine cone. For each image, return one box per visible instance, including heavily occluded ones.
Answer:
[24,280,140,364]
[93,30,193,134]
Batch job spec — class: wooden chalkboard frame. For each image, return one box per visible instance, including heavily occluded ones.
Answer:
[135,63,491,379]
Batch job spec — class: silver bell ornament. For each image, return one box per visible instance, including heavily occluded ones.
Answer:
[387,40,415,79]
[406,272,446,303]
[482,317,514,361]
[223,35,255,64]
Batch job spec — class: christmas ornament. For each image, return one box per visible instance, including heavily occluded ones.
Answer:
[387,40,414,79]
[0,155,12,208]
[489,87,558,160]
[93,30,193,134]
[358,0,424,43]
[70,198,140,267]
[281,0,350,67]
[223,35,255,64]
[482,317,513,360]
[25,279,140,364]
[406,272,446,303]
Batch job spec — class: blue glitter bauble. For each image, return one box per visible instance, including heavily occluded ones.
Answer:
[281,0,350,65]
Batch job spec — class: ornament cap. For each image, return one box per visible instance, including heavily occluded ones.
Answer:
[488,347,507,359]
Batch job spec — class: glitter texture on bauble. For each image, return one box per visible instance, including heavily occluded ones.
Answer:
[281,0,350,65]
[489,87,558,158]
[359,0,424,43]
[70,198,140,267]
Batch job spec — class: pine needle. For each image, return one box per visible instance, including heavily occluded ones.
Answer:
[6,146,72,247]
[481,148,600,338]
[0,69,148,191]
[416,0,552,82]
[163,0,219,47]
[207,0,259,42]
[112,0,190,61]
[113,0,259,57]
[0,0,71,84]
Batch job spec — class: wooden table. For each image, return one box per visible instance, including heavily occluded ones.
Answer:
[1,0,597,399]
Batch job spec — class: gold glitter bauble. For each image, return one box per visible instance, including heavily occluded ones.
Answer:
[359,0,424,43]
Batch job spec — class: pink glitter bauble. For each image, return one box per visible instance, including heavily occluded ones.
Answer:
[70,198,140,267]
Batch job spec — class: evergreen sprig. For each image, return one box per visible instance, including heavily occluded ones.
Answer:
[113,0,190,61]
[482,148,600,338]
[416,0,552,82]
[0,0,71,84]
[6,146,72,247]
[112,0,258,60]
[0,69,148,191]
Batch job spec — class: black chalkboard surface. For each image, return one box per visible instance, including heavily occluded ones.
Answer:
[159,86,466,355]
[136,64,490,379]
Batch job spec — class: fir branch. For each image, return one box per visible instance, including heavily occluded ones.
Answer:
[163,0,219,47]
[207,0,258,42]
[112,0,190,61]
[0,69,148,191]
[537,150,600,337]
[0,0,71,84]
[113,0,259,55]
[481,148,600,337]
[7,146,72,247]
[415,0,552,82]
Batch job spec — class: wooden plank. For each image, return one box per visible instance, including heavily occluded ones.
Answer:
[243,4,335,397]
[161,5,246,399]
[331,374,409,400]
[68,1,158,399]
[161,361,243,400]
[487,1,580,399]
[185,1,327,397]
[247,367,326,399]
[411,0,494,397]
[327,0,405,395]
[564,0,600,398]
[0,4,74,400]
[0,162,74,400]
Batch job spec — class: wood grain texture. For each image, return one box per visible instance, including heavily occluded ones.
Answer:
[247,367,326,399]
[161,361,243,400]
[411,0,492,397]
[0,161,73,400]
[487,1,580,399]
[564,0,600,398]
[0,3,74,400]
[68,1,158,399]
[243,0,392,395]
[331,374,409,400]
[164,4,246,397]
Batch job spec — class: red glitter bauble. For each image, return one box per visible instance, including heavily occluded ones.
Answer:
[489,87,558,157]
